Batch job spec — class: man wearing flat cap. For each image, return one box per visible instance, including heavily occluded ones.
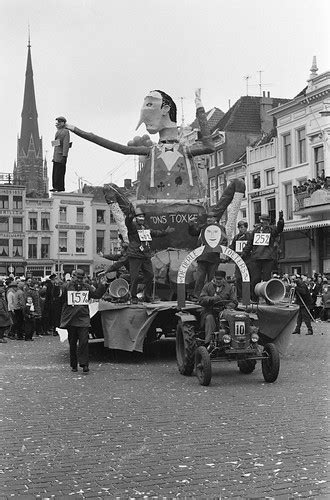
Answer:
[60,269,107,373]
[51,116,71,192]
[242,211,284,301]
[199,270,237,344]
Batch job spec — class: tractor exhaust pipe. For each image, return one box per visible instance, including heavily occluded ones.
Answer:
[254,278,286,304]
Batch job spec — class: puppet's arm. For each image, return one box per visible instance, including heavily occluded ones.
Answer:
[189,89,215,156]
[66,124,149,156]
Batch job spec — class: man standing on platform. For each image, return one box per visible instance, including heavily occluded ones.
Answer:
[241,211,284,301]
[229,220,250,300]
[51,116,70,192]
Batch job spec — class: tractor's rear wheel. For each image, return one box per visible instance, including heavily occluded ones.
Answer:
[262,343,280,383]
[195,346,212,386]
[176,320,196,375]
[237,359,257,374]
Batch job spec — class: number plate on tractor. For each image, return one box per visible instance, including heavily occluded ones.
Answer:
[234,321,246,336]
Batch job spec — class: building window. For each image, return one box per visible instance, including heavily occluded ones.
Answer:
[267,198,276,223]
[241,208,247,219]
[13,196,23,209]
[41,213,50,231]
[283,133,291,168]
[28,237,37,259]
[96,230,105,254]
[252,173,261,190]
[217,174,225,201]
[97,210,105,224]
[76,232,85,253]
[59,232,67,253]
[0,239,9,256]
[297,128,306,164]
[253,201,261,225]
[13,218,23,232]
[285,182,293,220]
[41,237,50,259]
[29,212,38,230]
[209,177,217,205]
[0,196,9,209]
[13,239,23,257]
[209,154,216,169]
[0,217,9,232]
[59,207,67,222]
[266,169,274,186]
[216,150,224,166]
[314,146,324,178]
[110,212,115,224]
[77,207,84,223]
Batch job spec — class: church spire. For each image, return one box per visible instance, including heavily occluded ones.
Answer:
[18,33,41,158]
[15,34,45,198]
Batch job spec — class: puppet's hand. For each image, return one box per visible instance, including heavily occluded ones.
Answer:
[127,135,153,147]
[195,88,203,108]
[65,123,75,131]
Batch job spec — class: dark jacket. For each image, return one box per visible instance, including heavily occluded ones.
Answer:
[0,297,12,327]
[242,216,284,261]
[199,281,238,312]
[53,128,70,162]
[294,280,312,309]
[23,304,36,321]
[60,282,106,328]
[229,232,250,258]
[125,215,167,259]
[188,221,227,263]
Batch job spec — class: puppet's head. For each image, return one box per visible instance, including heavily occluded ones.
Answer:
[136,90,177,134]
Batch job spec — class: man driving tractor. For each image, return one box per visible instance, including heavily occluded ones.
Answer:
[198,270,238,344]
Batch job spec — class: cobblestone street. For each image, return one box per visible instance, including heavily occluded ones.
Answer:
[0,322,329,499]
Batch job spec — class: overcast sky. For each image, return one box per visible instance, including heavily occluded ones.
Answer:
[1,0,329,192]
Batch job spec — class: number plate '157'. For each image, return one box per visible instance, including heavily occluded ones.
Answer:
[67,290,89,305]
[235,321,246,336]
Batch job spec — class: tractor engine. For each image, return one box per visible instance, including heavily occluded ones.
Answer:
[214,310,259,350]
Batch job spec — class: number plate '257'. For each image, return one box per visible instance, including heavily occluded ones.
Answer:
[67,290,89,305]
[235,321,246,336]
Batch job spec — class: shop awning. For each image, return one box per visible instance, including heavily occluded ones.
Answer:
[284,220,330,232]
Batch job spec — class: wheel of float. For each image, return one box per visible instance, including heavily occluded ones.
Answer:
[261,343,280,383]
[195,346,212,386]
[176,320,196,376]
[237,359,257,374]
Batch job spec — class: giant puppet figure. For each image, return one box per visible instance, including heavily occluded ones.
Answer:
[66,90,245,287]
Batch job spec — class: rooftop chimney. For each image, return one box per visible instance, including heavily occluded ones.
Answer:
[260,92,273,135]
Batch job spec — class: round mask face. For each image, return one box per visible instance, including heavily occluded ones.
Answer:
[136,91,165,134]
[204,224,222,248]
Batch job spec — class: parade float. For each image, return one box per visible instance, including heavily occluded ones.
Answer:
[67,89,299,373]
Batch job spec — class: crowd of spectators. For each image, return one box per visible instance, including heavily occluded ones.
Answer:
[293,171,328,196]
[273,271,330,321]
[0,272,102,343]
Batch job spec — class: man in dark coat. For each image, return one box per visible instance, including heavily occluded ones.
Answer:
[126,207,174,303]
[51,116,70,192]
[292,276,314,335]
[60,269,107,373]
[242,211,284,301]
[198,270,238,344]
[188,211,227,299]
[0,285,12,343]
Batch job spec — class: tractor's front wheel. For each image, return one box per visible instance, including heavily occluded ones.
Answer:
[176,320,196,376]
[195,346,212,386]
[261,343,280,383]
